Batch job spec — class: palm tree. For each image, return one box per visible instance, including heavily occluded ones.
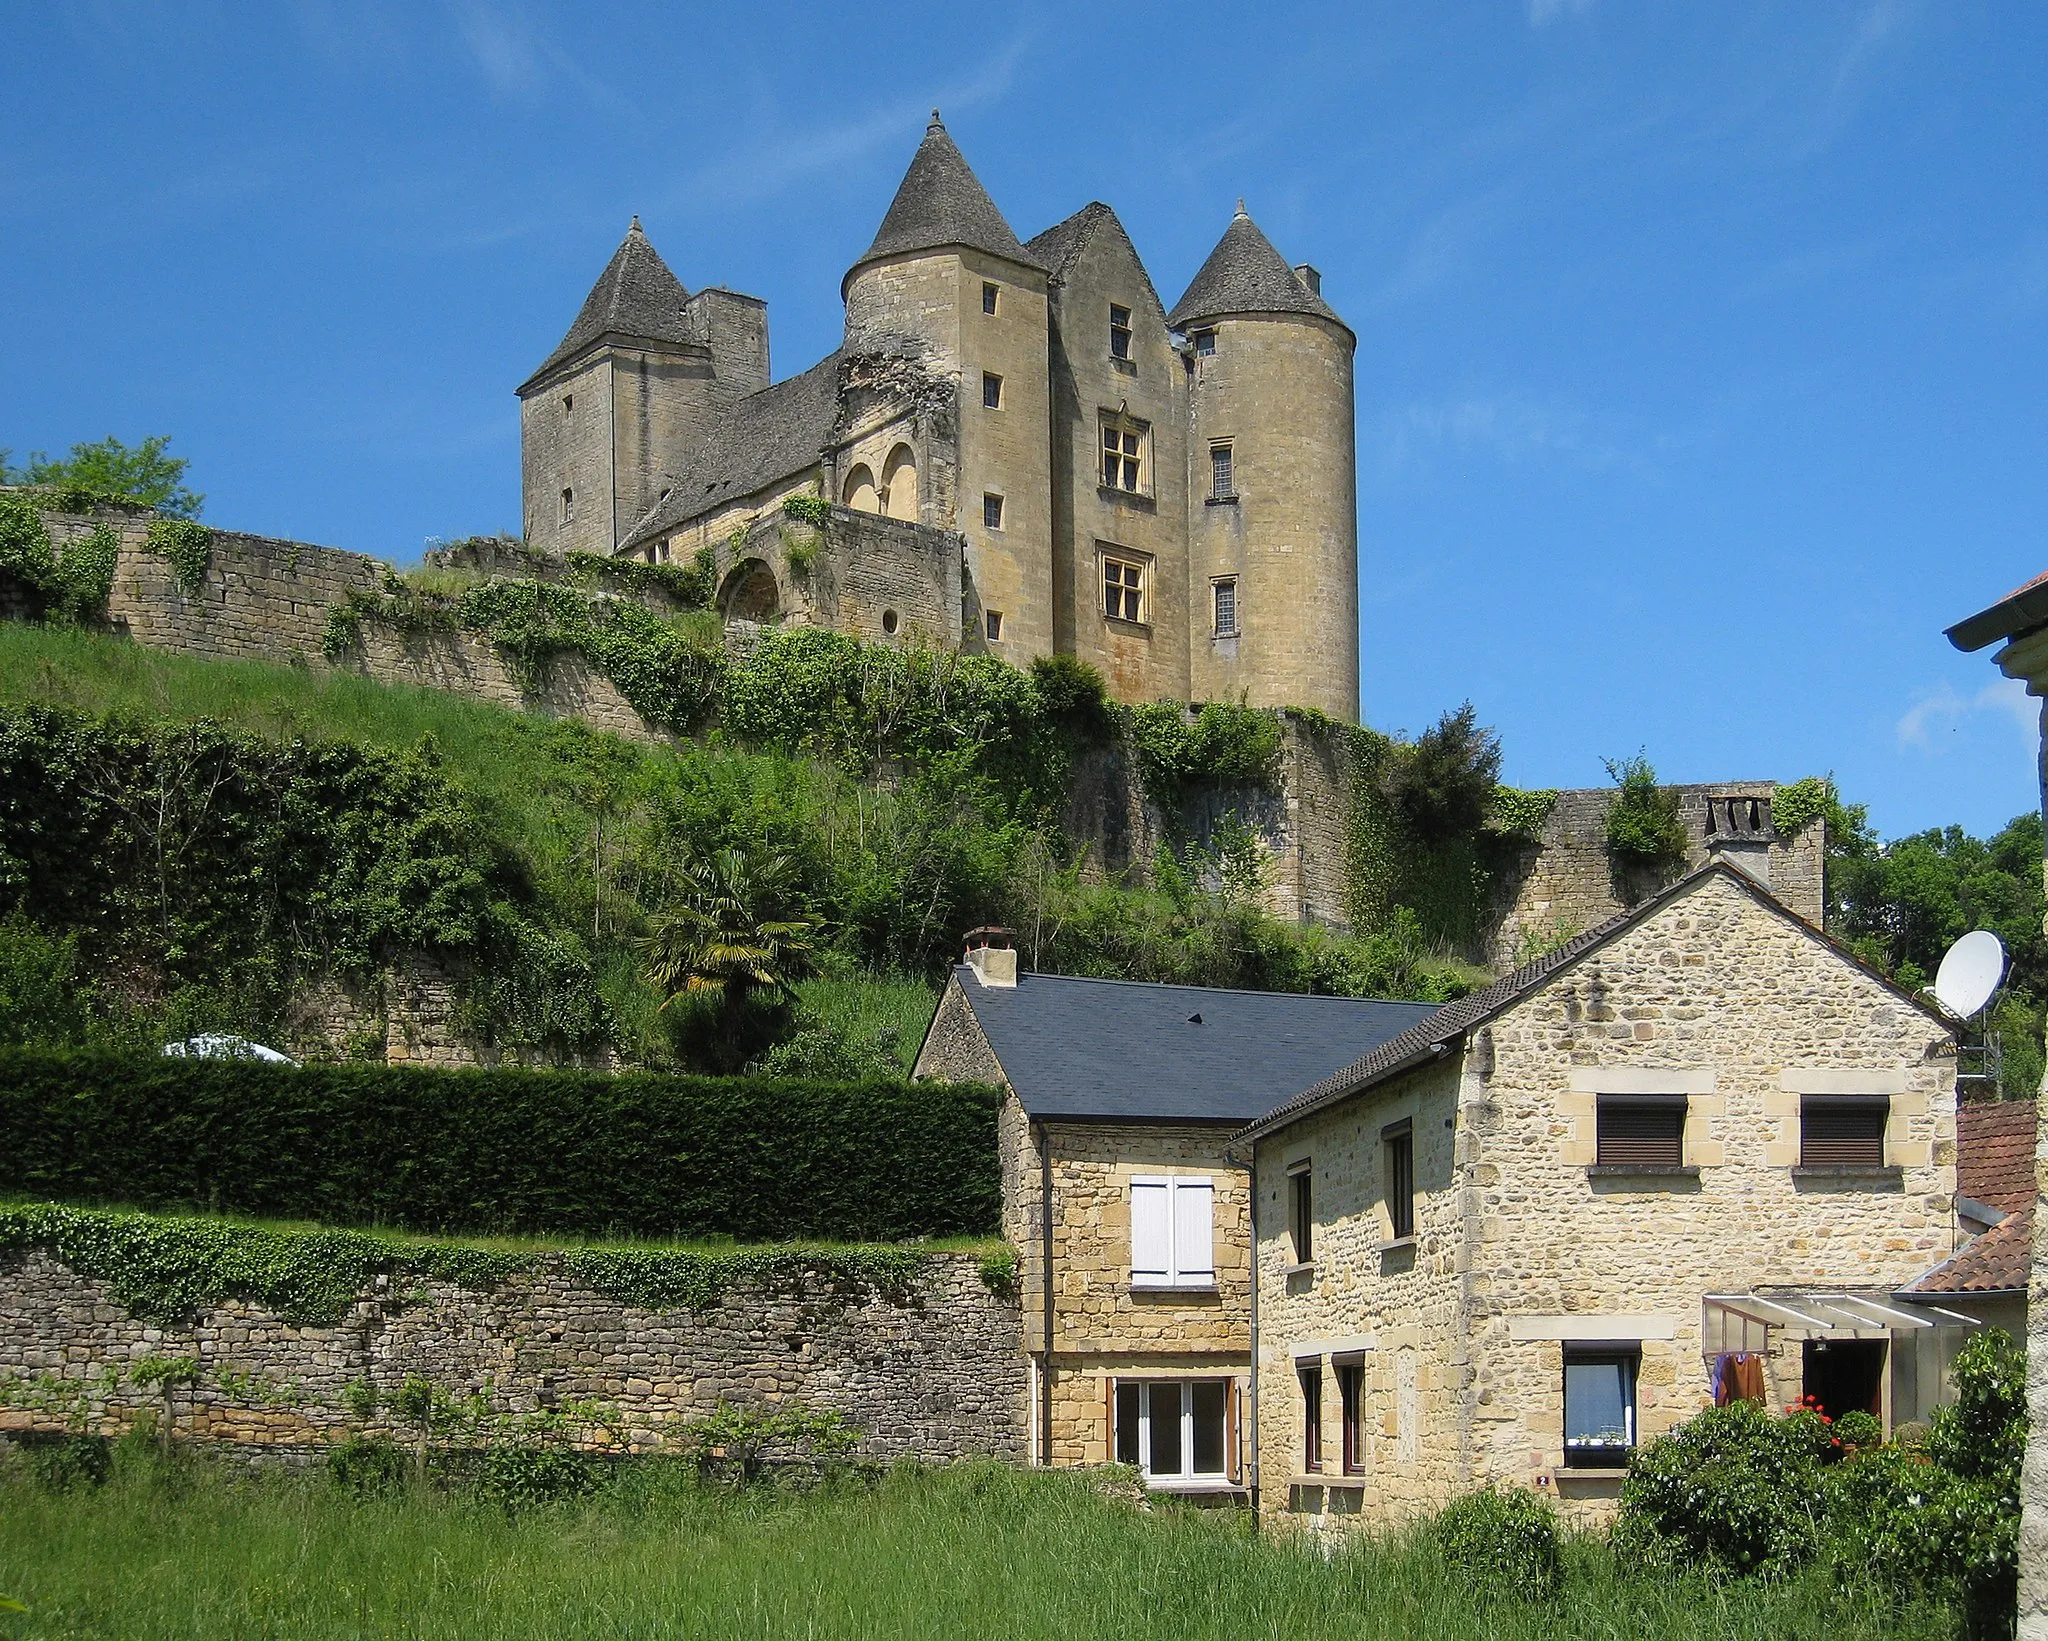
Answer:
[640,849,818,1015]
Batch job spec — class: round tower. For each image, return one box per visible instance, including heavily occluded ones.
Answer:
[1171,204,1359,722]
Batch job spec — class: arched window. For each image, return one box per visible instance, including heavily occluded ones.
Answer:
[882,445,918,521]
[842,464,880,514]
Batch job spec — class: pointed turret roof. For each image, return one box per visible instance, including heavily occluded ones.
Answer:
[520,217,696,393]
[845,113,1044,292]
[1167,203,1348,335]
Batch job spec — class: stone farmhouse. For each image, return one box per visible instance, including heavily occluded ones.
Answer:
[912,930,1433,1490]
[1232,863,1971,1524]
[517,114,1360,718]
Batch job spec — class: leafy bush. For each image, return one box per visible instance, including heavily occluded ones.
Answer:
[1832,1409,1884,1451]
[0,1049,1002,1242]
[1614,1400,1826,1578]
[20,1433,110,1492]
[1929,1326,2026,1487]
[1603,753,1689,874]
[1127,700,1283,809]
[1432,1485,1562,1600]
[1382,704,1501,842]
[8,435,202,518]
[476,1444,600,1511]
[327,1435,409,1497]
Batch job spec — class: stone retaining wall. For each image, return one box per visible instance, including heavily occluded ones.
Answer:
[0,1248,1025,1463]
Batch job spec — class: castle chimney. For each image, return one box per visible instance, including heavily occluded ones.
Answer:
[1294,264,1322,296]
[963,926,1017,988]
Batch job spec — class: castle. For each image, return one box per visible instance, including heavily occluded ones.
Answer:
[516,114,1361,722]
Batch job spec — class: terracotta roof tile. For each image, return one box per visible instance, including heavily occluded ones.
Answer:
[1906,1205,2032,1295]
[1959,1099,2037,1215]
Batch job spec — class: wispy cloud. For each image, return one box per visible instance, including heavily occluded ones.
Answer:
[1528,0,1596,26]
[1371,395,1629,476]
[443,0,641,121]
[1897,676,2037,751]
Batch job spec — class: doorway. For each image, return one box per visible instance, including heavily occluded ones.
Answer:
[1801,1338,1885,1421]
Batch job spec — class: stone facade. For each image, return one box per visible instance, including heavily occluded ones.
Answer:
[1250,869,1958,1525]
[0,1248,1024,1464]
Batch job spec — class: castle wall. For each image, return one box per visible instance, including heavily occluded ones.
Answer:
[1046,221,1191,706]
[0,1247,1026,1464]
[1187,312,1359,723]
[519,353,618,555]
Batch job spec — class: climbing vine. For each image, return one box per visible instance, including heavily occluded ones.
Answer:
[1772,775,1834,838]
[144,518,213,596]
[1604,753,1689,871]
[0,500,119,624]
[1126,700,1284,811]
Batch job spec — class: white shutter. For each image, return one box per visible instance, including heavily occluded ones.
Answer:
[1171,1178,1214,1285]
[1131,1179,1171,1283]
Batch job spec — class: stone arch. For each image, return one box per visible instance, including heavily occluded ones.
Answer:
[842,462,880,514]
[881,444,918,521]
[719,558,780,624]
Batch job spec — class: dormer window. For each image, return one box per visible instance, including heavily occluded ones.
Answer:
[1109,304,1132,361]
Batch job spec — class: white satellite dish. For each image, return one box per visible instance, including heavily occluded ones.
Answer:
[1933,930,2007,1022]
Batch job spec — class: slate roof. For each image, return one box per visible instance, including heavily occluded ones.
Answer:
[1236,861,1954,1147]
[1167,204,1347,333]
[1959,1099,2037,1215]
[846,114,1045,292]
[521,219,695,394]
[943,968,1438,1124]
[1904,1208,2032,1296]
[1025,201,1168,323]
[619,351,844,549]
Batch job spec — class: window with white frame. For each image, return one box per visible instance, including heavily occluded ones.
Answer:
[1130,1175,1214,1287]
[1113,1379,1230,1481]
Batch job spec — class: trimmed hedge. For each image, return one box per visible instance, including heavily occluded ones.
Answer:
[0,1051,1002,1242]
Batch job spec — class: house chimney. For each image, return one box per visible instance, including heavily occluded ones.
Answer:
[1294,264,1321,296]
[963,926,1017,988]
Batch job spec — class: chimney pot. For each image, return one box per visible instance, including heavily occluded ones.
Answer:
[1294,264,1322,296]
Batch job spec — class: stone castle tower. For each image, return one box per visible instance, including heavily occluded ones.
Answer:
[517,116,1361,721]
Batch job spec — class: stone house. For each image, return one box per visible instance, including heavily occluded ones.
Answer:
[911,934,1432,1491]
[1232,863,1966,1525]
[516,115,1360,719]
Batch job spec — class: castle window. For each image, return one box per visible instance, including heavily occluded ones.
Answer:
[1192,328,1216,357]
[562,394,573,418]
[983,493,1004,530]
[1100,415,1147,494]
[1109,304,1132,361]
[881,445,918,522]
[842,463,880,514]
[1102,552,1147,626]
[982,371,1003,409]
[560,488,574,524]
[1210,443,1234,499]
[986,610,1003,642]
[1212,577,1238,638]
[882,608,900,636]
[982,282,999,315]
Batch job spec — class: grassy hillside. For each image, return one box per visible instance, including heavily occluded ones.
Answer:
[0,623,1475,1071]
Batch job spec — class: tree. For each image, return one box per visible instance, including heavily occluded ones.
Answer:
[6,435,203,518]
[640,848,818,1014]
[1603,752,1688,873]
[1382,702,1501,841]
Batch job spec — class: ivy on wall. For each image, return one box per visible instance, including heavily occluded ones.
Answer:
[144,518,213,597]
[0,1201,949,1327]
[0,496,120,625]
[1771,775,1834,838]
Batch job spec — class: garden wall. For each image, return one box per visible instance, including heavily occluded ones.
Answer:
[0,1247,1026,1463]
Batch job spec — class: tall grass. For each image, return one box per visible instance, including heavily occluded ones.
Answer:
[0,1452,1948,1640]
[793,976,941,1072]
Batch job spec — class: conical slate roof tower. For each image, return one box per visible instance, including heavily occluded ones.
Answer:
[843,112,1045,293]
[1169,202,1347,333]
[520,218,694,390]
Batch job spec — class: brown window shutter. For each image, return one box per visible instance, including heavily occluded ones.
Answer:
[1596,1097,1686,1168]
[1225,1377,1240,1483]
[1801,1098,1887,1168]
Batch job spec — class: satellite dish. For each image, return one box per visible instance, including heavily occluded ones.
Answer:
[1933,930,2007,1021]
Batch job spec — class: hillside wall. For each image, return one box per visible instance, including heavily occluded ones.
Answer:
[0,1248,1026,1463]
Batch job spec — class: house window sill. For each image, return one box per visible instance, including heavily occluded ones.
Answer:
[1098,485,1156,509]
[1281,1260,1315,1277]
[1586,1165,1699,1179]
[1145,1476,1242,1494]
[1376,1236,1416,1254]
[1109,356,1137,374]
[1791,1165,1903,1183]
[1103,615,1153,634]
[1204,494,1239,506]
[1287,1474,1364,1490]
[1129,1280,1218,1294]
[1557,1466,1630,1481]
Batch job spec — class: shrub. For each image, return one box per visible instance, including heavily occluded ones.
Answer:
[1432,1485,1562,1600]
[1832,1409,1884,1451]
[476,1444,600,1511]
[21,1433,110,1492]
[1383,704,1501,843]
[1613,1400,1826,1579]
[0,1049,1003,1243]
[1929,1329,2026,1487]
[327,1436,409,1498]
[1603,753,1689,873]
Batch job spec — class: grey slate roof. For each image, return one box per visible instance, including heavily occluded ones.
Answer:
[521,219,695,393]
[944,969,1438,1124]
[620,351,843,548]
[1025,201,1167,322]
[1167,205,1347,332]
[1235,862,1954,1147]
[846,114,1045,290]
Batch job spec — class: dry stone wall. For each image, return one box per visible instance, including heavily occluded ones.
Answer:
[0,1248,1024,1463]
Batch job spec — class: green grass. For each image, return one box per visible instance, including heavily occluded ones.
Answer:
[0,1454,1946,1640]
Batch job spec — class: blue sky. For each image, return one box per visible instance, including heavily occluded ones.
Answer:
[3,1,2043,840]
